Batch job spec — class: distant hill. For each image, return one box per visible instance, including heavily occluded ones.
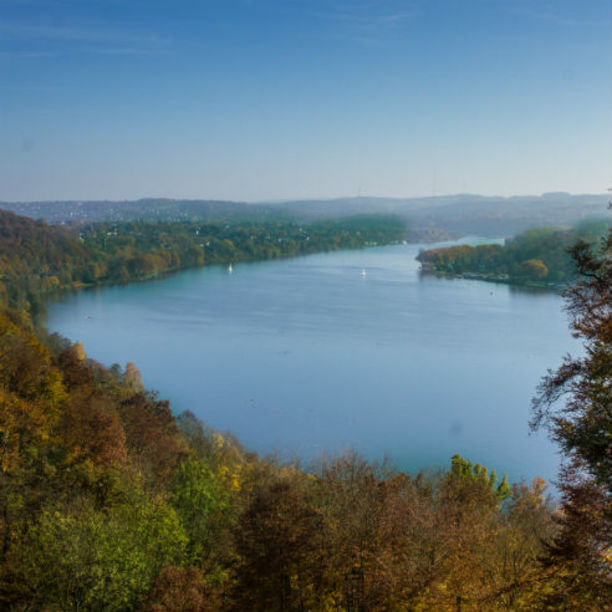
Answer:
[0,209,89,268]
[270,193,611,236]
[0,198,283,225]
[0,209,92,312]
[403,193,610,237]
[1,192,609,238]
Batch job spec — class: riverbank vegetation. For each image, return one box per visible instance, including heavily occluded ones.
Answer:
[417,219,610,288]
[0,209,404,317]
[0,209,611,610]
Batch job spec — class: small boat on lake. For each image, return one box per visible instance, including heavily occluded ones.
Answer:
[361,268,367,277]
[228,263,233,273]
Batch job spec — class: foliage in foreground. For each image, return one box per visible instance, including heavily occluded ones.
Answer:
[0,307,559,611]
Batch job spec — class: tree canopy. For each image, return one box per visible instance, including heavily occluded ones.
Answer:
[417,220,611,287]
[531,228,612,608]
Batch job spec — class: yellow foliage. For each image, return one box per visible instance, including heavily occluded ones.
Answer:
[74,342,86,362]
[0,389,60,473]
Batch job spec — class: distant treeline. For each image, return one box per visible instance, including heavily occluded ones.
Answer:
[416,219,610,287]
[0,210,404,315]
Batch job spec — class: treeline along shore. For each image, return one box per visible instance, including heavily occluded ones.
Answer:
[0,208,611,610]
[0,210,404,317]
[417,220,610,289]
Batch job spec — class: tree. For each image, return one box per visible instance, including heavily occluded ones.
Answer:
[518,258,549,281]
[118,392,187,490]
[0,492,186,612]
[532,234,612,490]
[232,476,323,612]
[11,495,187,612]
[531,232,612,605]
[170,457,231,562]
[143,565,218,612]
[314,453,390,612]
[534,462,612,611]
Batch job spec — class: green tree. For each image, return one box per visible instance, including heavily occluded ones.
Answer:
[13,495,187,612]
[450,454,510,501]
[170,457,231,562]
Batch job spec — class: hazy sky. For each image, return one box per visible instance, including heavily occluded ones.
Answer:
[1,0,610,201]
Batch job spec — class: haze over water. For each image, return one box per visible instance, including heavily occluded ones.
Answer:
[47,242,574,484]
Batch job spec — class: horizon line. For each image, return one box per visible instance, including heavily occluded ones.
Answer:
[1,190,609,206]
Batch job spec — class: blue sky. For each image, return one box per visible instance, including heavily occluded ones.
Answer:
[1,0,610,201]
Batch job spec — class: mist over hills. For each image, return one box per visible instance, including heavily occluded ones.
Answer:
[1,192,609,239]
[271,193,610,235]
[0,198,267,225]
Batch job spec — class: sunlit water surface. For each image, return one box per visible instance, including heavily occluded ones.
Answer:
[47,241,575,484]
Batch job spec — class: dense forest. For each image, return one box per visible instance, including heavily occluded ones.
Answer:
[0,210,404,317]
[417,220,610,287]
[0,209,611,610]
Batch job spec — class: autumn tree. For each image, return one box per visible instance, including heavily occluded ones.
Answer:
[532,231,612,605]
[518,258,549,280]
[486,478,554,610]
[232,474,323,612]
[534,462,612,611]
[314,453,393,612]
[143,565,218,612]
[532,234,612,488]
[118,392,187,490]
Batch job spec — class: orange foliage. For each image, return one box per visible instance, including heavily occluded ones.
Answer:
[143,565,219,612]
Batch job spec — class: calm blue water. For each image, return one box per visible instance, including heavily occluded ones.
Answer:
[46,242,574,485]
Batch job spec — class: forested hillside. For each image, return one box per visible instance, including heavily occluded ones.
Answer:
[0,211,92,312]
[0,210,611,610]
[0,210,403,316]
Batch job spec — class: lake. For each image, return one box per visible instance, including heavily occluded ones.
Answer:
[46,241,574,485]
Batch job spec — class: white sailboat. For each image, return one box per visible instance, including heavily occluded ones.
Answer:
[228,263,233,273]
[361,268,367,277]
